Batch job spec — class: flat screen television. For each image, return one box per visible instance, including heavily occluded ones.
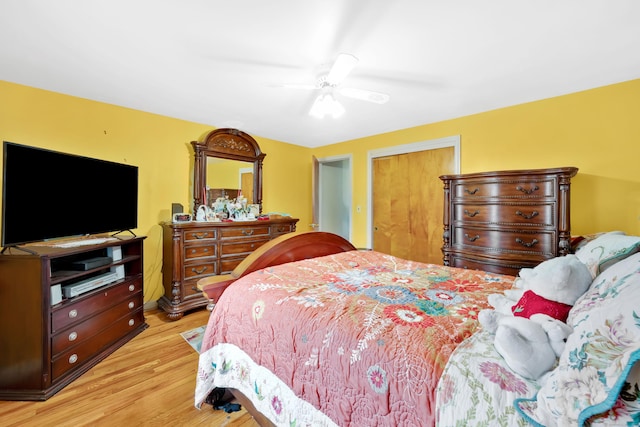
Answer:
[1,141,139,248]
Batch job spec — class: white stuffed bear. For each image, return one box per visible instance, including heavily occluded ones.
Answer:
[478,254,592,380]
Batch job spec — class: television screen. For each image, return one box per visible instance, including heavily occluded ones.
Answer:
[1,141,138,247]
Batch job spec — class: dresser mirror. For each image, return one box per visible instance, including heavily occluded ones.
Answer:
[192,128,265,215]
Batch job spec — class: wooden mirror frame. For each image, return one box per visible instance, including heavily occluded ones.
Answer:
[191,128,266,214]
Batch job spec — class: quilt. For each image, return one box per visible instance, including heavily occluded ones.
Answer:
[195,250,514,426]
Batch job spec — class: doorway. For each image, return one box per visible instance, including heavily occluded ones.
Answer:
[367,136,460,263]
[313,155,352,241]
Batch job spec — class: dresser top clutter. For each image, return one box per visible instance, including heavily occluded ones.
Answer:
[441,167,578,276]
[159,129,298,320]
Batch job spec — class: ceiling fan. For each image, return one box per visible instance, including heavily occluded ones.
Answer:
[285,53,390,119]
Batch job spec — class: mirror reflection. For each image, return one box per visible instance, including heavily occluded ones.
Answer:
[206,158,254,204]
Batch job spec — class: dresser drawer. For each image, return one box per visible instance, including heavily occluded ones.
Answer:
[183,261,217,280]
[220,257,244,274]
[52,278,143,333]
[453,203,555,226]
[52,291,142,354]
[220,238,269,257]
[184,244,217,260]
[453,178,556,200]
[184,229,217,242]
[220,226,270,239]
[452,227,556,256]
[271,223,295,235]
[51,308,144,381]
[448,254,528,277]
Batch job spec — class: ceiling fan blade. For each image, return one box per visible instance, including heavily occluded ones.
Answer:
[326,53,358,85]
[338,87,390,104]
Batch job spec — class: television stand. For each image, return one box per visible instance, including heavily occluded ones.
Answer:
[0,245,38,255]
[0,235,147,401]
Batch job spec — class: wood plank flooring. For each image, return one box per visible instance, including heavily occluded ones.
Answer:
[0,308,261,427]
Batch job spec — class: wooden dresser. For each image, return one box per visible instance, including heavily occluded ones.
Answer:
[159,217,298,320]
[440,167,578,276]
[0,236,147,400]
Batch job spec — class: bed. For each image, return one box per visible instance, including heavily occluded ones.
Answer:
[194,231,640,426]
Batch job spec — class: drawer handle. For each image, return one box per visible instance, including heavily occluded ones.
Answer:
[68,331,78,342]
[69,354,78,364]
[464,187,479,195]
[193,232,209,239]
[191,266,208,274]
[241,229,254,236]
[463,209,480,217]
[68,309,78,319]
[129,284,135,292]
[516,238,539,248]
[515,210,539,220]
[515,185,539,195]
[464,233,480,242]
[128,319,135,327]
[128,301,135,309]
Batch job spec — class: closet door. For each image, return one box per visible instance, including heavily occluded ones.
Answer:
[372,147,454,264]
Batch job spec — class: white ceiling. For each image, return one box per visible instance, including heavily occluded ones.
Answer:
[1,1,639,148]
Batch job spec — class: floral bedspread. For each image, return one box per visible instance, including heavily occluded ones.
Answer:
[195,250,514,426]
[436,330,539,426]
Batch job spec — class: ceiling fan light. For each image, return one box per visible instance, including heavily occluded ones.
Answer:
[309,93,345,119]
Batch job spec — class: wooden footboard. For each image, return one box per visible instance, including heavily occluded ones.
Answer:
[198,231,356,303]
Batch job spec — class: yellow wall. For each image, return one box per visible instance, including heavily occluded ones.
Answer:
[2,78,639,304]
[0,81,311,304]
[313,79,640,246]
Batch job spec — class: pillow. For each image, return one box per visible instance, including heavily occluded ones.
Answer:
[574,232,640,278]
[514,252,640,426]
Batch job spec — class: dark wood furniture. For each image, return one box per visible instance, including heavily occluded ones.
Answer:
[440,167,578,276]
[197,231,357,425]
[0,236,147,401]
[159,218,298,320]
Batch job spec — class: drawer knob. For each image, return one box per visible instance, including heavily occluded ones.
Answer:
[241,229,254,236]
[192,266,207,274]
[464,187,479,195]
[515,237,539,248]
[193,232,209,239]
[69,354,78,364]
[515,210,539,220]
[515,185,539,195]
[128,319,135,326]
[128,301,135,309]
[463,209,480,217]
[68,309,78,319]
[129,284,135,292]
[68,331,78,342]
[464,233,480,242]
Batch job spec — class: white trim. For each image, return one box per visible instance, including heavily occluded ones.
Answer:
[366,135,461,248]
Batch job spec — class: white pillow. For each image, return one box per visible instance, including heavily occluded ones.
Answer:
[574,232,640,278]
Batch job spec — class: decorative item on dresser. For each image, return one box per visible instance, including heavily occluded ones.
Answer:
[440,167,578,276]
[159,218,298,320]
[0,236,147,401]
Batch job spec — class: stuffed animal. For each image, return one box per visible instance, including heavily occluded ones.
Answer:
[478,254,592,379]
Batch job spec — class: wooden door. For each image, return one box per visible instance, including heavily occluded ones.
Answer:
[372,147,455,264]
[240,172,253,202]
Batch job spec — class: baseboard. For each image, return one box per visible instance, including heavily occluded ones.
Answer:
[143,300,158,311]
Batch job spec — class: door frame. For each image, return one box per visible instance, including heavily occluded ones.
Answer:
[366,135,461,249]
[316,154,353,241]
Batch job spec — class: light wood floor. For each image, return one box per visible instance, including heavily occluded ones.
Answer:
[0,308,261,427]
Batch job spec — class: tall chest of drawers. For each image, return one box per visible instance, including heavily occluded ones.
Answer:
[440,167,578,276]
[159,217,298,320]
